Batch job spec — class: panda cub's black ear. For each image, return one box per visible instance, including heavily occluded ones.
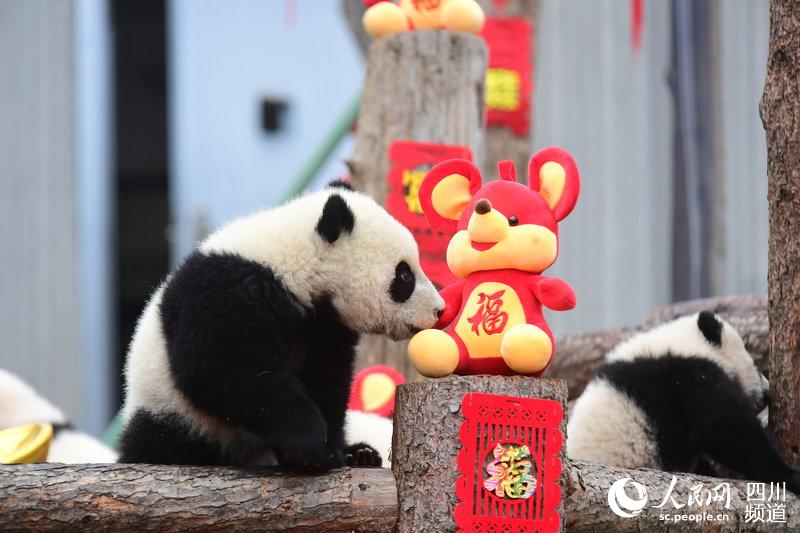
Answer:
[327,179,355,191]
[316,193,355,244]
[698,311,723,346]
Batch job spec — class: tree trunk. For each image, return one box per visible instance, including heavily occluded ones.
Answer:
[348,30,487,376]
[760,0,800,467]
[0,464,396,532]
[566,459,800,532]
[545,295,768,400]
[476,0,540,180]
[392,376,567,532]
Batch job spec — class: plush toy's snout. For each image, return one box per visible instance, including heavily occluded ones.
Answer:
[468,199,509,244]
[474,198,491,214]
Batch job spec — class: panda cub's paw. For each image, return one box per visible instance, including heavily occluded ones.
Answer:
[344,442,382,468]
[275,411,336,473]
[278,441,343,473]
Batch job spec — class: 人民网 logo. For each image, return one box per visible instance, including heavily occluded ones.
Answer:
[608,477,649,518]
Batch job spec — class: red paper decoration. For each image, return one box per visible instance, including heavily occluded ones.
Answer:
[481,17,533,136]
[631,0,644,52]
[455,392,564,533]
[385,140,473,288]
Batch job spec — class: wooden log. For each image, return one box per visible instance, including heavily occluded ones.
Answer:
[1,458,793,531]
[0,464,397,532]
[545,295,769,400]
[392,376,567,532]
[566,459,800,532]
[348,30,487,376]
[760,0,800,467]
[646,293,767,326]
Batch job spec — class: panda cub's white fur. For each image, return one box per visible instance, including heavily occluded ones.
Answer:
[0,368,117,463]
[345,410,394,467]
[568,312,800,493]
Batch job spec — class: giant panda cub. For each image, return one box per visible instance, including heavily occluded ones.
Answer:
[568,311,800,493]
[119,181,444,471]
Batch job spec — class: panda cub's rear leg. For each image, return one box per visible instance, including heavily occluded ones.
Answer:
[119,410,224,466]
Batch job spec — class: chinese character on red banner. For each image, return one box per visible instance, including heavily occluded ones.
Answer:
[385,140,473,288]
[481,17,533,136]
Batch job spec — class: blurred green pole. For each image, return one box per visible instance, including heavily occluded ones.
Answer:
[281,92,362,201]
[101,411,124,449]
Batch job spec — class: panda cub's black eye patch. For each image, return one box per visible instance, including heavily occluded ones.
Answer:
[390,261,415,303]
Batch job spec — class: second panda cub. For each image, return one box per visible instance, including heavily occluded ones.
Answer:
[568,312,800,493]
[119,181,444,471]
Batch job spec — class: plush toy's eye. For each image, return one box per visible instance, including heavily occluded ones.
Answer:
[390,261,415,303]
[508,216,519,226]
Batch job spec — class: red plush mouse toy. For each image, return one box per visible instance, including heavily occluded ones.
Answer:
[407,147,580,377]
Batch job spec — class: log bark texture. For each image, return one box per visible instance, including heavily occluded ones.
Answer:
[2,457,794,531]
[545,295,768,400]
[566,459,800,532]
[0,464,396,532]
[392,376,567,533]
[760,0,800,467]
[349,30,487,376]
[476,0,540,180]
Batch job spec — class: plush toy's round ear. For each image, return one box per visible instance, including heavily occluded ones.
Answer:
[418,159,483,233]
[528,146,581,222]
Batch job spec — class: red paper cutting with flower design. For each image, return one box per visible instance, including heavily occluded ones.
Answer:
[481,17,533,136]
[455,392,564,533]
[385,140,473,289]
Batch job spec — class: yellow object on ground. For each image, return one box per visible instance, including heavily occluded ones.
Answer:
[0,422,53,464]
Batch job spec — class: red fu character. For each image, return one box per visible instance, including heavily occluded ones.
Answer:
[407,147,580,377]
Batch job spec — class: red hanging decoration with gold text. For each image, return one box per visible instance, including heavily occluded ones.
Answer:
[455,392,564,532]
[481,17,533,136]
[385,140,473,289]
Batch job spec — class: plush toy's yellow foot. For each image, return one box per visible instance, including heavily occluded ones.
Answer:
[408,329,459,378]
[500,324,552,374]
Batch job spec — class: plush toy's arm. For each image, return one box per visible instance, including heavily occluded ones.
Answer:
[529,276,576,311]
[435,281,465,328]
